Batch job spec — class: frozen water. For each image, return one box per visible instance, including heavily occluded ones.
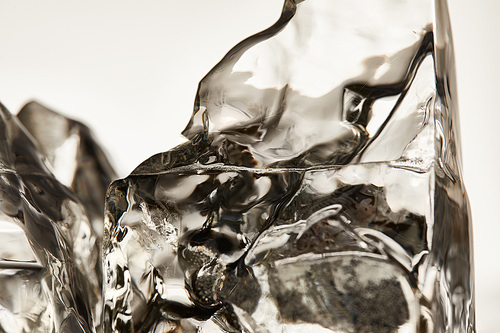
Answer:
[98,0,472,331]
[0,102,116,332]
[0,0,474,332]
[17,101,117,237]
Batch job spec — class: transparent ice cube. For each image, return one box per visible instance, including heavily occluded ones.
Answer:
[103,0,474,332]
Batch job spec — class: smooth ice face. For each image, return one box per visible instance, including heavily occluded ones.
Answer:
[104,0,474,332]
[0,103,116,332]
[179,0,438,169]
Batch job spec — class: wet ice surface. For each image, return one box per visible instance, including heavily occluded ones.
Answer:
[103,0,474,332]
[0,102,116,332]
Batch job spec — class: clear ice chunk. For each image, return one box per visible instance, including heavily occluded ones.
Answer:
[17,101,117,237]
[103,0,474,332]
[0,103,115,332]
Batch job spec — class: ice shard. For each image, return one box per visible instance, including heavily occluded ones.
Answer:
[0,103,116,332]
[103,0,475,332]
[17,101,117,237]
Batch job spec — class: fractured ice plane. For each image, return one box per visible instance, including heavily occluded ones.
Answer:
[102,0,474,332]
[0,102,116,332]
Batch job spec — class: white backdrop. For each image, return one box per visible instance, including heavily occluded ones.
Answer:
[0,1,498,331]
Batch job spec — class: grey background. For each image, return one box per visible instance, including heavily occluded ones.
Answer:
[0,1,497,331]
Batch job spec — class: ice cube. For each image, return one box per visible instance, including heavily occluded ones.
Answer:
[0,102,115,332]
[103,0,474,332]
